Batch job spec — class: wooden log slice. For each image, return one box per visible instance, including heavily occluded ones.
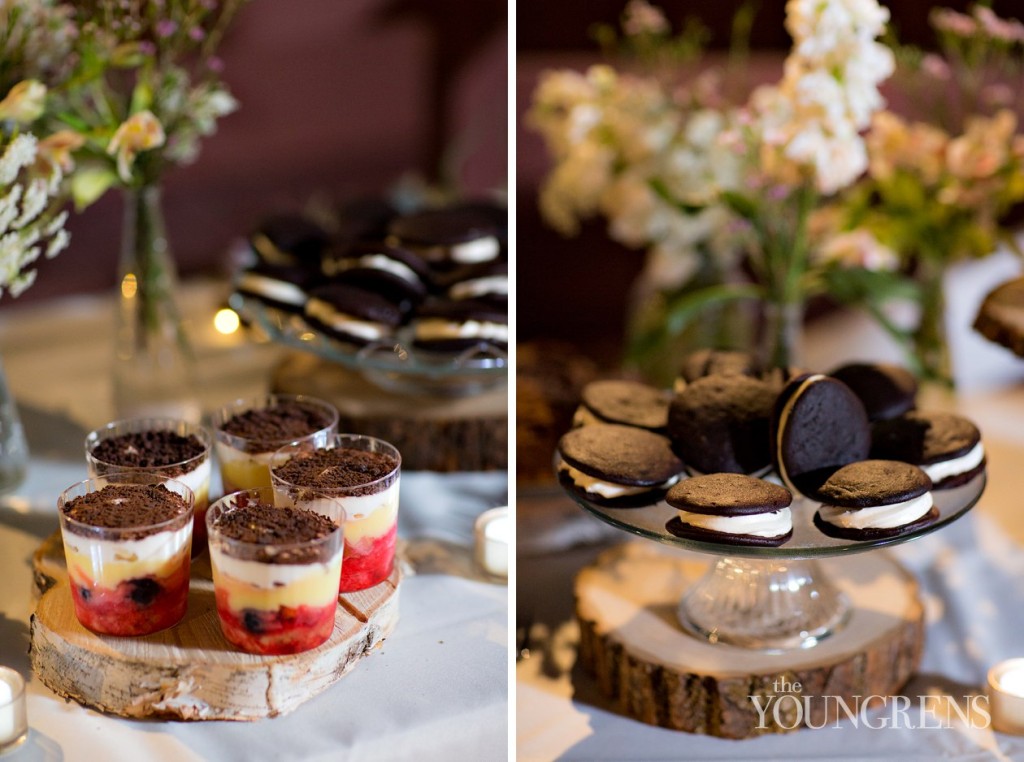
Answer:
[575,542,924,739]
[271,351,507,472]
[29,540,401,721]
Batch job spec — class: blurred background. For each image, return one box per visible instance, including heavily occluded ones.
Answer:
[2,0,507,306]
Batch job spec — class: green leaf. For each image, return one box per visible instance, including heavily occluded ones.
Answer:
[821,266,919,305]
[71,167,118,211]
[720,190,758,221]
[663,282,763,335]
[649,178,704,215]
[130,82,154,114]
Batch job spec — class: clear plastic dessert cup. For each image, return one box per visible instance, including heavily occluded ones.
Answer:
[58,473,194,636]
[211,394,339,493]
[271,434,401,592]
[206,487,344,655]
[86,418,213,555]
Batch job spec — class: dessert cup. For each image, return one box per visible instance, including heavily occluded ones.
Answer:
[206,487,344,655]
[86,418,212,554]
[58,473,194,636]
[271,434,401,592]
[211,394,338,492]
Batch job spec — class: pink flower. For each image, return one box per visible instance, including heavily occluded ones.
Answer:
[622,0,669,37]
[155,19,178,38]
[921,54,951,82]
[931,8,977,37]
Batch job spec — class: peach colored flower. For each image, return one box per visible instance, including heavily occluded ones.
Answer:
[0,80,46,124]
[107,111,165,182]
[36,130,85,174]
[946,110,1016,181]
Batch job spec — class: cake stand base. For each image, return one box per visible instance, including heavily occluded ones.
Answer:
[29,533,400,720]
[575,541,924,738]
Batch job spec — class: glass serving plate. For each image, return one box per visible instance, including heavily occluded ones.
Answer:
[565,470,986,650]
[231,293,508,396]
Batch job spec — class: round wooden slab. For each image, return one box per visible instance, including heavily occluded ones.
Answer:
[271,351,507,472]
[575,542,924,739]
[29,538,400,721]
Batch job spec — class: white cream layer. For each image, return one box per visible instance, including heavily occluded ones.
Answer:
[63,525,192,586]
[921,441,984,484]
[558,459,679,499]
[237,272,306,307]
[170,459,211,499]
[414,318,507,343]
[210,545,343,589]
[306,298,390,341]
[449,276,508,300]
[671,505,793,538]
[325,254,420,285]
[451,237,500,264]
[818,492,933,530]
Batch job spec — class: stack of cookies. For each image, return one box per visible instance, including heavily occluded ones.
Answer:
[557,351,986,547]
[235,199,508,355]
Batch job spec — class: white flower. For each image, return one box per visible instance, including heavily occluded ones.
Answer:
[14,178,48,228]
[45,228,69,259]
[0,134,37,185]
[819,229,898,270]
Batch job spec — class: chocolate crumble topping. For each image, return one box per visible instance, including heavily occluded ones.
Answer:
[90,430,206,477]
[274,448,399,496]
[62,484,190,539]
[212,499,339,564]
[219,401,334,453]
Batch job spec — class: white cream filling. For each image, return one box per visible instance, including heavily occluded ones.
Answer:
[325,254,420,285]
[818,492,933,530]
[449,275,508,300]
[671,505,792,538]
[237,272,306,306]
[305,298,389,341]
[414,318,507,343]
[210,545,344,589]
[451,236,500,264]
[169,459,211,497]
[63,524,192,568]
[558,458,679,499]
[921,441,984,484]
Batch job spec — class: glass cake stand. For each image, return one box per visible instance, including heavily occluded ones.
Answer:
[565,471,986,651]
[230,293,507,396]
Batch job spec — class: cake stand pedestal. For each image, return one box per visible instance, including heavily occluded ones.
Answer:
[29,534,400,720]
[566,472,985,737]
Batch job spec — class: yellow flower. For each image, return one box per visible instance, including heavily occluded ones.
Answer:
[37,130,85,174]
[947,109,1016,181]
[107,111,165,182]
[0,80,46,124]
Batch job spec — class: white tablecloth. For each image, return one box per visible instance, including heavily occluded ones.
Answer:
[518,253,1024,760]
[0,282,509,761]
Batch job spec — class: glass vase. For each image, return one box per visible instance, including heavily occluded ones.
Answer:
[112,184,200,421]
[911,256,953,388]
[758,299,803,371]
[0,355,28,494]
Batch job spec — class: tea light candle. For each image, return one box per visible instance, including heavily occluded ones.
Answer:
[988,659,1024,734]
[475,506,509,581]
[0,667,27,752]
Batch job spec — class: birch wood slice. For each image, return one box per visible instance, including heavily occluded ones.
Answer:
[271,351,507,472]
[29,547,401,721]
[575,542,924,739]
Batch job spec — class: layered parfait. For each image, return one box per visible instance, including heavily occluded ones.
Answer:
[272,434,401,592]
[86,419,212,553]
[212,395,338,492]
[206,489,343,655]
[58,475,194,636]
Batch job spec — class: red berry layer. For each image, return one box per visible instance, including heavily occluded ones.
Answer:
[214,590,338,655]
[339,523,397,593]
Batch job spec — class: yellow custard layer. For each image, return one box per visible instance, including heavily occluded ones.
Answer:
[64,529,192,588]
[210,552,343,611]
[216,445,274,491]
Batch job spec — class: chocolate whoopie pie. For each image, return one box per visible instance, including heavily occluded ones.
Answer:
[322,242,431,305]
[411,299,508,352]
[665,473,793,547]
[557,423,683,506]
[574,379,670,432]
[235,262,324,313]
[304,283,406,346]
[335,197,398,245]
[674,348,759,392]
[813,460,938,540]
[249,215,332,268]
[771,374,871,498]
[870,411,986,489]
[829,362,917,421]
[438,259,508,306]
[388,208,501,269]
[668,375,776,476]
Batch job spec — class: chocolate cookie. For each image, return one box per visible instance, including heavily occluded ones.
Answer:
[870,411,985,489]
[334,197,398,244]
[557,423,683,506]
[813,460,938,540]
[668,375,776,476]
[674,349,759,392]
[304,283,406,346]
[575,379,670,432]
[771,374,871,498]
[235,262,323,313]
[439,259,508,307]
[322,242,431,305]
[664,473,793,546]
[411,299,507,352]
[388,208,501,269]
[249,215,332,268]
[829,362,917,421]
